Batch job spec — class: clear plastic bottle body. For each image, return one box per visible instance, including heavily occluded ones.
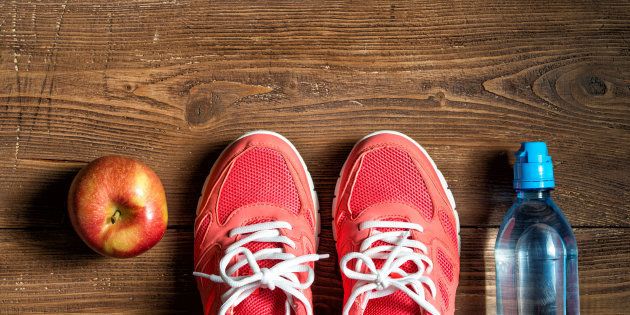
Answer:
[495,190,580,315]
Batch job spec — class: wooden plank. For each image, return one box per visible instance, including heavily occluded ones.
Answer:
[0,228,627,314]
[1,1,630,70]
[0,228,199,314]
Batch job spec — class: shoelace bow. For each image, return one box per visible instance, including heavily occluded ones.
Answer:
[194,221,328,315]
[340,220,440,315]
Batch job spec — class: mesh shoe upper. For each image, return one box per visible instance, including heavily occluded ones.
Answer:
[194,132,319,315]
[218,147,301,224]
[334,131,460,315]
[349,147,434,221]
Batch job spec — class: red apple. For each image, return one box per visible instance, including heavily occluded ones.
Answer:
[68,156,168,258]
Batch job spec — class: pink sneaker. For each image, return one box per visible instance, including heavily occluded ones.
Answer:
[333,131,460,315]
[193,131,327,315]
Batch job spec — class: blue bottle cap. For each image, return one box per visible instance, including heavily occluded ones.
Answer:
[514,142,555,189]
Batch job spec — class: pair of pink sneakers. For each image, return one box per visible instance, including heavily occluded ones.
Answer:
[193,131,460,315]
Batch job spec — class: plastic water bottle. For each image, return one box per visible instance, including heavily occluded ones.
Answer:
[495,142,580,315]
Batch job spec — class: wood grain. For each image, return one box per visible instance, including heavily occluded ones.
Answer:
[0,0,629,313]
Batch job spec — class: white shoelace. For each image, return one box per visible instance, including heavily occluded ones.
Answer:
[193,221,328,315]
[339,220,440,315]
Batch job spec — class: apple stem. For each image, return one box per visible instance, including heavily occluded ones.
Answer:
[110,209,121,224]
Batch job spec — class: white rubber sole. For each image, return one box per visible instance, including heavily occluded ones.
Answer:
[331,130,461,251]
[195,130,321,249]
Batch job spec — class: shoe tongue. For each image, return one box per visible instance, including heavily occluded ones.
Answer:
[369,218,419,274]
[361,218,430,315]
[237,218,284,274]
[234,218,288,315]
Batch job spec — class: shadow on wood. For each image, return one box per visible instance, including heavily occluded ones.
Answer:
[174,140,238,313]
[459,150,513,313]
[21,165,100,259]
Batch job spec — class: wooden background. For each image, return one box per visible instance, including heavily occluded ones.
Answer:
[1,0,629,313]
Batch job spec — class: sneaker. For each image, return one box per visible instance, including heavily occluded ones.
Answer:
[333,131,460,315]
[193,131,327,315]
